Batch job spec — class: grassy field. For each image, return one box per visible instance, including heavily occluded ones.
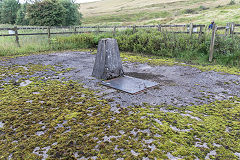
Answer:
[80,0,240,25]
[0,35,50,56]
[0,25,99,56]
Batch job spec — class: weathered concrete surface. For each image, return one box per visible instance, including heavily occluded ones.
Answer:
[92,38,124,80]
[1,51,240,108]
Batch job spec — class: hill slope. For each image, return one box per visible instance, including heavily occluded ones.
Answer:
[80,0,240,25]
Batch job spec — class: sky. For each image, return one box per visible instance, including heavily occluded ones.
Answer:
[77,0,101,3]
[19,0,102,3]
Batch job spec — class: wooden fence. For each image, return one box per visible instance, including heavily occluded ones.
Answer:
[208,23,240,61]
[0,23,239,62]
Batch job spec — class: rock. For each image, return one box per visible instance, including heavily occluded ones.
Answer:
[52,76,59,79]
[92,38,124,80]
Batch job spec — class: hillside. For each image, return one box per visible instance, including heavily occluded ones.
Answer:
[80,0,240,25]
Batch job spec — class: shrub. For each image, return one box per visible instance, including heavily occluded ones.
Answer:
[215,5,222,8]
[51,29,240,67]
[228,0,236,5]
[184,9,195,14]
[52,33,112,50]
[199,6,209,11]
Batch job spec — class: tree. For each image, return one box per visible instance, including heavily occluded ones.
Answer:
[0,1,2,23]
[27,0,67,26]
[60,0,82,26]
[16,3,29,25]
[0,0,82,26]
[26,0,82,26]
[0,0,20,24]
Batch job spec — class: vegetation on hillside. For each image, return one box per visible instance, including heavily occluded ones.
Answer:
[80,0,240,26]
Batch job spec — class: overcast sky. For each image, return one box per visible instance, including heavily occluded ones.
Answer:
[77,0,101,3]
[19,0,101,3]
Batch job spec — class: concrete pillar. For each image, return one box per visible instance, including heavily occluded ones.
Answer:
[92,38,124,80]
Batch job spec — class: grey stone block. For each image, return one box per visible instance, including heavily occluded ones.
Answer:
[92,38,124,80]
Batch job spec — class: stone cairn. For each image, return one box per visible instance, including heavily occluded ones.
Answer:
[92,38,124,80]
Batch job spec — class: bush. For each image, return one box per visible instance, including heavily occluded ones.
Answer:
[228,0,236,5]
[51,29,240,67]
[199,6,209,11]
[215,5,222,8]
[53,30,209,58]
[184,9,196,14]
[51,33,109,50]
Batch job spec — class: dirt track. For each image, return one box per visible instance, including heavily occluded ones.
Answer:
[1,51,240,108]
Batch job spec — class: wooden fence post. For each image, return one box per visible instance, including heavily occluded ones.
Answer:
[47,26,51,44]
[209,24,217,62]
[13,26,20,47]
[47,26,51,39]
[189,23,193,37]
[225,22,230,36]
[198,25,203,39]
[158,24,162,32]
[133,25,136,33]
[230,22,235,38]
[97,25,100,34]
[74,26,77,33]
[113,26,116,36]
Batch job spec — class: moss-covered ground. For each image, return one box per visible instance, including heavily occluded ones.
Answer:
[0,53,240,160]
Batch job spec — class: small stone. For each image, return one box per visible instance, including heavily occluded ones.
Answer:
[52,76,59,79]
[20,80,32,87]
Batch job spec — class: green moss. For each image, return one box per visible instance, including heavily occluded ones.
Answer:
[0,64,55,84]
[121,52,177,66]
[0,76,239,159]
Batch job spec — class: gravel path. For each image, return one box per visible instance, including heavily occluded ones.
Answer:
[1,51,240,107]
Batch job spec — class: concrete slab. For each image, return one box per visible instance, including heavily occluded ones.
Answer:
[101,76,158,94]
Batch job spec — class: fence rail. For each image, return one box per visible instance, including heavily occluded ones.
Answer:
[0,24,206,31]
[0,22,239,62]
[0,24,207,41]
